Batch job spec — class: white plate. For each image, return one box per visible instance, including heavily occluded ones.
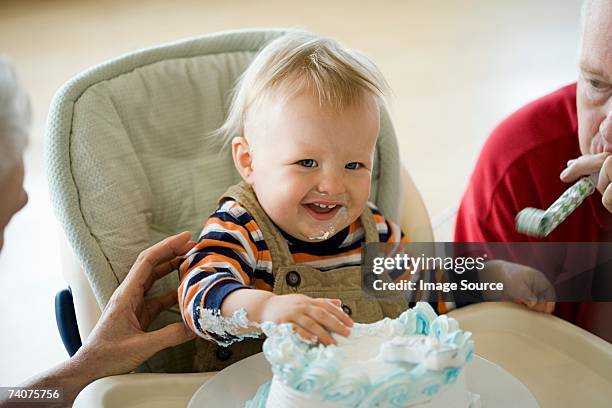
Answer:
[188,353,539,407]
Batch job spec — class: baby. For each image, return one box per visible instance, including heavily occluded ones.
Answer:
[178,32,409,371]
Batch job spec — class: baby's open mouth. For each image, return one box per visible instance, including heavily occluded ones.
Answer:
[302,202,343,221]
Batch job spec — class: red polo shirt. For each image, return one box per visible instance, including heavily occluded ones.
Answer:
[455,83,612,333]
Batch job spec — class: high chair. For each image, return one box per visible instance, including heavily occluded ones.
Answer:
[45,28,433,371]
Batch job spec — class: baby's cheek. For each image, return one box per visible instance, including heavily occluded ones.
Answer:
[353,176,371,202]
[261,194,283,214]
[266,188,296,219]
[345,184,368,220]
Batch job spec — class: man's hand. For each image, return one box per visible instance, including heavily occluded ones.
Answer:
[259,294,353,345]
[75,231,197,378]
[561,152,612,213]
[480,260,556,314]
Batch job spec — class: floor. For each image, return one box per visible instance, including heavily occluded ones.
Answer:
[0,0,581,386]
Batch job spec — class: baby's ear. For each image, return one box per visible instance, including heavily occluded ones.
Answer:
[231,136,254,184]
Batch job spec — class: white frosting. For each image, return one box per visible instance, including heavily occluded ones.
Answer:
[267,376,339,408]
[197,308,260,346]
[381,335,467,370]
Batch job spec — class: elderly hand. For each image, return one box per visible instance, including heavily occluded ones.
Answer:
[560,152,612,213]
[75,231,197,378]
[3,232,198,408]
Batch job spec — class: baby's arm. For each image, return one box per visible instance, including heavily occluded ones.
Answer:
[221,290,352,345]
[178,201,261,345]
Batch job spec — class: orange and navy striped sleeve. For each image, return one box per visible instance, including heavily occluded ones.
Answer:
[177,200,271,343]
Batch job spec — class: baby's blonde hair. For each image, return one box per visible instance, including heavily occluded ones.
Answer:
[215,31,389,141]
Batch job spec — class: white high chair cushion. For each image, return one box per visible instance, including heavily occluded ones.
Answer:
[45,29,401,371]
[70,54,249,302]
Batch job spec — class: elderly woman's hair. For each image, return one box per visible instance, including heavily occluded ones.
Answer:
[0,56,31,176]
[214,31,389,142]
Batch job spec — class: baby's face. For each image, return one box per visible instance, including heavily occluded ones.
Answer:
[235,88,379,241]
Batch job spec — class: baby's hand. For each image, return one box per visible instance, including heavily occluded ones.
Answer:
[260,294,353,345]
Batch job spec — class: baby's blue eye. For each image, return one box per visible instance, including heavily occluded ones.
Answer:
[298,159,317,168]
[345,162,361,170]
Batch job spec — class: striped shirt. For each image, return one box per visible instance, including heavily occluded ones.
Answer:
[178,199,408,343]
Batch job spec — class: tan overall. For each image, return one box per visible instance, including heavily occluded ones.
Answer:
[193,182,407,372]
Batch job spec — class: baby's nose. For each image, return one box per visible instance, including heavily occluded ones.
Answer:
[317,172,346,195]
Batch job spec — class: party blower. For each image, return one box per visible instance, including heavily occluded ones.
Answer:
[515,173,598,238]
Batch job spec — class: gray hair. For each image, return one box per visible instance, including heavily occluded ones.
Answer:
[580,0,607,33]
[580,0,591,30]
[0,55,31,176]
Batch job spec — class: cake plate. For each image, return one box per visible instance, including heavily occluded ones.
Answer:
[188,353,539,407]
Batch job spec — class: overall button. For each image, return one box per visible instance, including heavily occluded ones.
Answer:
[216,346,232,361]
[286,271,301,287]
[341,304,352,316]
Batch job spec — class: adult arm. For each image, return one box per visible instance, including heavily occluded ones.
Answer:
[1,232,197,408]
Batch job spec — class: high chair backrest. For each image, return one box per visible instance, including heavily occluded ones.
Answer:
[45,29,432,371]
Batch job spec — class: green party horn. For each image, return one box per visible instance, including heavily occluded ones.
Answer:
[516,174,597,238]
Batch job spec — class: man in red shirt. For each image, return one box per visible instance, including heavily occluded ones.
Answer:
[455,0,612,342]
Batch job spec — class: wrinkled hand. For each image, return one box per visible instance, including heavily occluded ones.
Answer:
[260,294,353,345]
[561,152,612,213]
[75,231,197,378]
[480,260,555,314]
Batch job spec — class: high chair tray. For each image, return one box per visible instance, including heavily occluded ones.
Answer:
[74,303,612,407]
[74,373,216,408]
[448,302,612,408]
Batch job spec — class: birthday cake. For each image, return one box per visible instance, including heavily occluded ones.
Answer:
[246,302,480,407]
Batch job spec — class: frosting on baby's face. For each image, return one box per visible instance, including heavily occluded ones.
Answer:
[233,86,379,242]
